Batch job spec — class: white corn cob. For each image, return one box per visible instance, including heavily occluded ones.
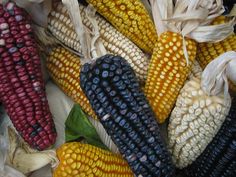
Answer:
[48,2,149,83]
[168,76,230,169]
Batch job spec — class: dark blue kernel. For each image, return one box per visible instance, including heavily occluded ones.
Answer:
[81,64,90,73]
[109,90,116,97]
[123,123,129,129]
[130,113,137,120]
[113,97,119,103]
[102,81,109,87]
[8,47,18,53]
[110,64,116,71]
[118,84,126,90]
[32,123,40,129]
[16,43,24,48]
[100,97,106,103]
[95,68,100,75]
[141,145,148,152]
[93,77,100,84]
[114,116,122,123]
[95,88,102,94]
[102,63,109,69]
[113,76,120,82]
[30,131,37,137]
[107,105,112,112]
[120,103,127,109]
[119,119,126,126]
[116,100,122,107]
[91,84,97,91]
[97,92,104,99]
[116,68,122,75]
[102,70,109,78]
[37,127,43,132]
[109,72,114,77]
[106,87,112,92]
[120,109,127,115]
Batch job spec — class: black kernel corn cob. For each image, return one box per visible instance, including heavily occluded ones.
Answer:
[0,2,56,150]
[80,54,175,177]
[184,95,236,177]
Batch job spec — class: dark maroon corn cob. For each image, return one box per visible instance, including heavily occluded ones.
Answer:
[184,95,236,177]
[0,2,56,150]
[80,54,175,177]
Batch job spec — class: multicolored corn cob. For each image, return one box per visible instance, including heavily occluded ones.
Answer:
[197,16,236,69]
[53,142,133,177]
[48,2,149,83]
[144,32,197,123]
[83,0,158,53]
[80,54,175,177]
[46,47,97,119]
[184,94,236,177]
[0,2,56,150]
[168,76,230,168]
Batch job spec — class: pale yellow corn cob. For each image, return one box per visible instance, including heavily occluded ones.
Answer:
[48,2,149,83]
[85,0,158,53]
[168,76,230,168]
[53,142,133,177]
[46,47,97,119]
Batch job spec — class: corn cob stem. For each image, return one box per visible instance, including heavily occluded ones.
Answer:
[84,0,158,53]
[53,142,133,177]
[48,2,149,83]
[46,47,97,119]
[0,2,56,150]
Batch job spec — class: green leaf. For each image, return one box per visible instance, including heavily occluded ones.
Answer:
[65,104,109,150]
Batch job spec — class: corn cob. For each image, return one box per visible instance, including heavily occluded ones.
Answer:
[0,2,56,150]
[53,142,133,177]
[168,76,230,168]
[184,94,236,177]
[46,47,97,119]
[83,0,157,54]
[80,54,175,176]
[48,3,149,83]
[197,16,236,69]
[144,32,197,123]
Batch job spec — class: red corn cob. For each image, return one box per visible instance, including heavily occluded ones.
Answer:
[0,2,56,150]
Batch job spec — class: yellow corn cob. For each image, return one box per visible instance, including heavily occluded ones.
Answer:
[46,47,97,119]
[144,32,197,123]
[48,2,149,83]
[197,16,236,69]
[197,16,236,91]
[85,0,158,53]
[53,142,133,177]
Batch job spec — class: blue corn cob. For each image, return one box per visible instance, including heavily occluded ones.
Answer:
[80,54,175,177]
